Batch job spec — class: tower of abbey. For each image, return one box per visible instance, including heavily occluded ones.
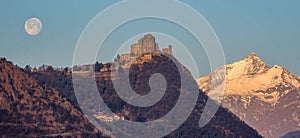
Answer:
[118,34,173,64]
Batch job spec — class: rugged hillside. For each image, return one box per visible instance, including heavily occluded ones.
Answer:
[33,53,262,137]
[0,58,105,137]
[31,68,79,109]
[197,53,300,138]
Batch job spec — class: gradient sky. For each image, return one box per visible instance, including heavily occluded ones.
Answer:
[0,0,300,77]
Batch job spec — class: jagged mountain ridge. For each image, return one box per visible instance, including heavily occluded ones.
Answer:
[225,52,270,79]
[197,53,300,138]
[0,58,105,137]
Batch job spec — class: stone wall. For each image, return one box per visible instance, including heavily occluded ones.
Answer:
[120,54,130,63]
[130,43,141,56]
[162,45,172,55]
[140,34,155,53]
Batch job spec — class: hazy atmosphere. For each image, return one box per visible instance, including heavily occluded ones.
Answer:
[1,1,300,77]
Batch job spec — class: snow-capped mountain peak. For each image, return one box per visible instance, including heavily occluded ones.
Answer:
[225,52,269,80]
[196,52,300,138]
[197,52,299,98]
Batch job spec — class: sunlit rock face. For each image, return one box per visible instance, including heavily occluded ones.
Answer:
[0,58,105,137]
[196,53,300,138]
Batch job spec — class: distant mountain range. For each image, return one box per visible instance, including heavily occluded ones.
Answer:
[197,53,300,138]
[0,52,262,137]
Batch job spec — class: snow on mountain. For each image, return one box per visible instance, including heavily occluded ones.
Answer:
[196,53,300,138]
[197,52,300,106]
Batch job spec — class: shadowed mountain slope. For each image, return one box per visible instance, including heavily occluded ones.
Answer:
[33,53,261,137]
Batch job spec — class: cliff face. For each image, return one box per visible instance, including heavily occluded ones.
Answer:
[0,58,105,137]
[32,54,261,137]
[197,53,300,138]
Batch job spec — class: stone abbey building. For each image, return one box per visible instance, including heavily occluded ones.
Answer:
[78,34,173,72]
[118,34,173,64]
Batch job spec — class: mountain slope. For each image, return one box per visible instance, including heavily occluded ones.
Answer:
[197,53,300,138]
[0,58,105,137]
[32,53,262,137]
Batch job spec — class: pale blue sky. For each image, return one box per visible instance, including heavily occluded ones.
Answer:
[0,1,300,77]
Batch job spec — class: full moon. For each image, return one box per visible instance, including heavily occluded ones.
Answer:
[24,17,42,36]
